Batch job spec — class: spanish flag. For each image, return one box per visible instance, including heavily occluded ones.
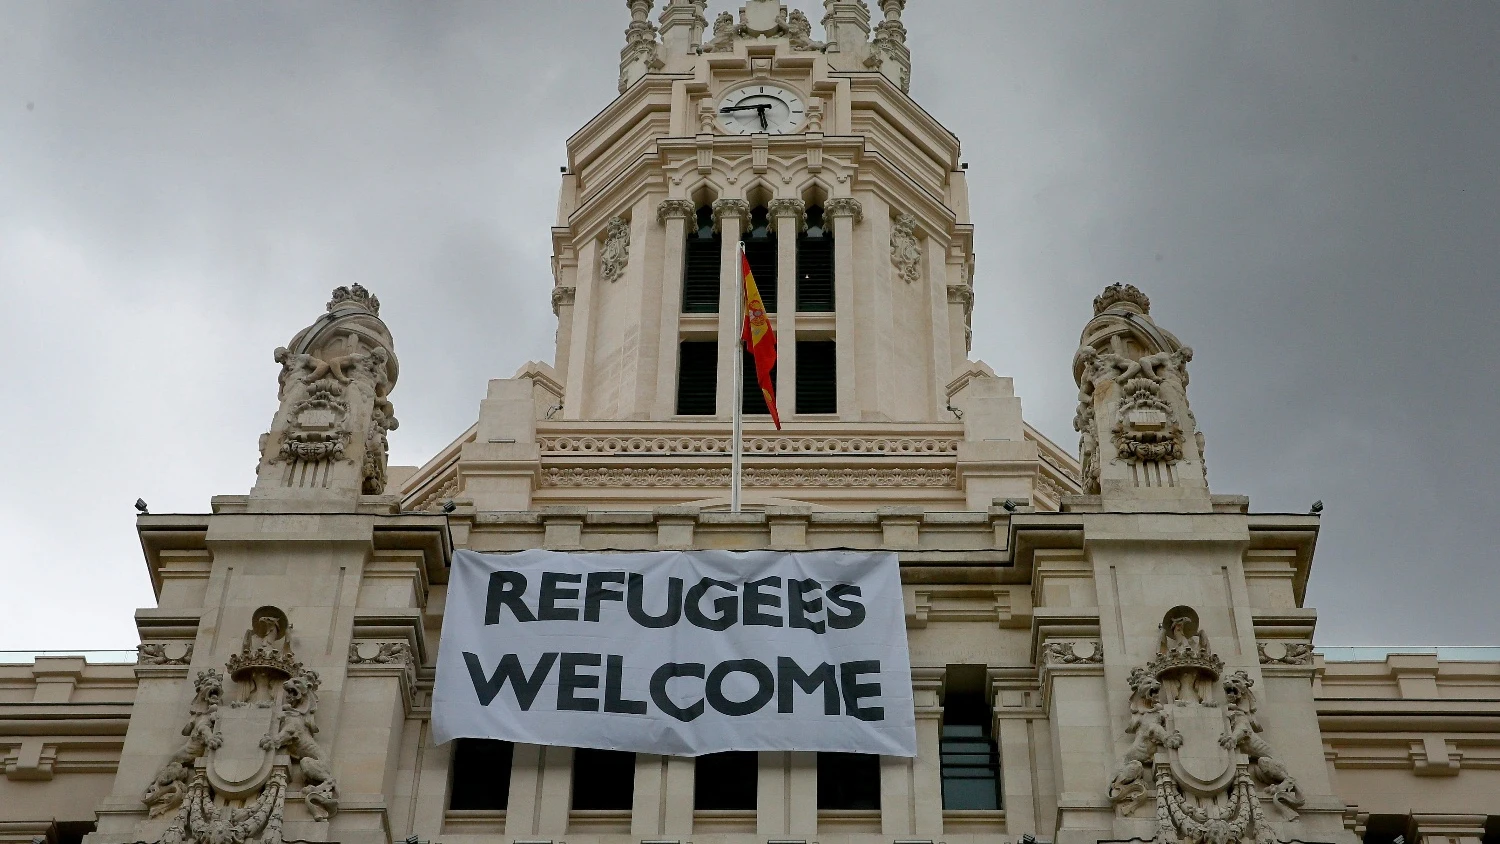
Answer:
[740,249,781,429]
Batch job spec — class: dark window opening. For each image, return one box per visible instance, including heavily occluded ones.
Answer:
[796,205,834,312]
[796,340,836,414]
[1363,815,1415,844]
[741,348,777,416]
[694,750,758,810]
[683,206,721,313]
[742,205,777,313]
[940,687,1001,810]
[449,738,513,810]
[572,747,636,810]
[817,752,880,810]
[677,341,718,415]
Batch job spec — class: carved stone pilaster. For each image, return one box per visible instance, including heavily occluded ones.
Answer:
[823,196,863,223]
[711,197,750,230]
[599,216,631,283]
[550,285,576,316]
[767,197,807,232]
[657,198,696,224]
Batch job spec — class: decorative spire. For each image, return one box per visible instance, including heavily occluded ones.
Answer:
[864,0,911,91]
[619,0,665,94]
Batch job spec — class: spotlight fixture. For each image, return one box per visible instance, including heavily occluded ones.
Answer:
[1310,500,1324,515]
[441,500,457,514]
[135,498,149,515]
[1001,499,1018,512]
[1019,835,1036,844]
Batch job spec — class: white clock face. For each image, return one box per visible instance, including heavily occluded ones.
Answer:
[717,83,805,135]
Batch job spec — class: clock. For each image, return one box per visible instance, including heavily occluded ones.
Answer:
[716,83,806,135]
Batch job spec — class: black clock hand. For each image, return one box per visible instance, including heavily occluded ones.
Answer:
[758,107,768,130]
[720,104,766,113]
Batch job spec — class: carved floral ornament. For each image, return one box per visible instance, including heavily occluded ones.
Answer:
[702,1,825,53]
[144,607,340,840]
[1107,607,1304,844]
[890,212,922,284]
[599,216,631,283]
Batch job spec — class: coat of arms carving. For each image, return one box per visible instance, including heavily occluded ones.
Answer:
[1109,606,1305,844]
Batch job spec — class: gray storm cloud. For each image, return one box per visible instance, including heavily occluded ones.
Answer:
[1,1,1496,647]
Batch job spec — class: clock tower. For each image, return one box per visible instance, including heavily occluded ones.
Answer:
[412,0,1078,515]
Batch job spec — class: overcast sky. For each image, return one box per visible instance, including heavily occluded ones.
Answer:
[2,1,1497,650]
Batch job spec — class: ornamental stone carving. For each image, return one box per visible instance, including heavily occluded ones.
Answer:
[618,0,664,93]
[1072,283,1204,497]
[701,11,737,52]
[138,643,194,666]
[767,197,807,232]
[144,608,341,841]
[823,196,863,223]
[348,642,412,665]
[541,466,956,489]
[1107,606,1304,843]
[1043,640,1104,665]
[1258,641,1314,666]
[657,198,696,224]
[786,9,825,51]
[711,197,751,229]
[599,216,631,283]
[257,284,399,498]
[550,286,576,316]
[890,213,922,283]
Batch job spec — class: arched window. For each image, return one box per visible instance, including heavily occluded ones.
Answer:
[682,205,720,313]
[741,205,777,313]
[796,204,834,312]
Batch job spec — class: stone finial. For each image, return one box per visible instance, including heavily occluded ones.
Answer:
[1093,282,1151,315]
[619,0,664,93]
[253,286,400,503]
[1072,284,1208,507]
[864,0,911,91]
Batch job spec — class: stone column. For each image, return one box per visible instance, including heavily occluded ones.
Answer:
[823,197,862,421]
[655,199,696,419]
[768,198,804,417]
[713,198,750,420]
[881,667,943,836]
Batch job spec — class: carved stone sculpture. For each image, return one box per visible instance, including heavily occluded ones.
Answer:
[139,642,194,666]
[255,285,399,499]
[145,609,340,840]
[890,212,922,283]
[786,9,825,51]
[824,197,864,223]
[702,11,736,52]
[1072,283,1205,497]
[599,216,631,283]
[617,0,664,93]
[1108,607,1302,843]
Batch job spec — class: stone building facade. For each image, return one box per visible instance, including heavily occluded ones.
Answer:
[3,3,1498,844]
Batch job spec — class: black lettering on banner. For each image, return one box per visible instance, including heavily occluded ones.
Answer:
[585,572,627,622]
[743,576,784,627]
[650,662,706,722]
[627,574,683,628]
[777,657,839,715]
[839,660,884,721]
[557,652,602,711]
[685,578,739,631]
[484,571,535,624]
[464,651,557,708]
[604,654,648,714]
[787,578,825,633]
[538,572,583,621]
[826,584,866,629]
[706,659,775,716]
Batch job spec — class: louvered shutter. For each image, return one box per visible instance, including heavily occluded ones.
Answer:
[676,341,718,415]
[796,340,837,414]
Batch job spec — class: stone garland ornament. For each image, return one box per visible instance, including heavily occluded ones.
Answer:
[599,216,631,284]
[1107,607,1305,844]
[1043,641,1104,665]
[890,213,922,284]
[139,643,195,666]
[144,607,339,841]
[348,642,412,665]
[1257,642,1314,666]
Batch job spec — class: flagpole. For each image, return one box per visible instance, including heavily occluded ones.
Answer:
[731,245,745,512]
[731,243,745,513]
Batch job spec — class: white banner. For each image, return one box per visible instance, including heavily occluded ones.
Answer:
[433,549,916,757]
